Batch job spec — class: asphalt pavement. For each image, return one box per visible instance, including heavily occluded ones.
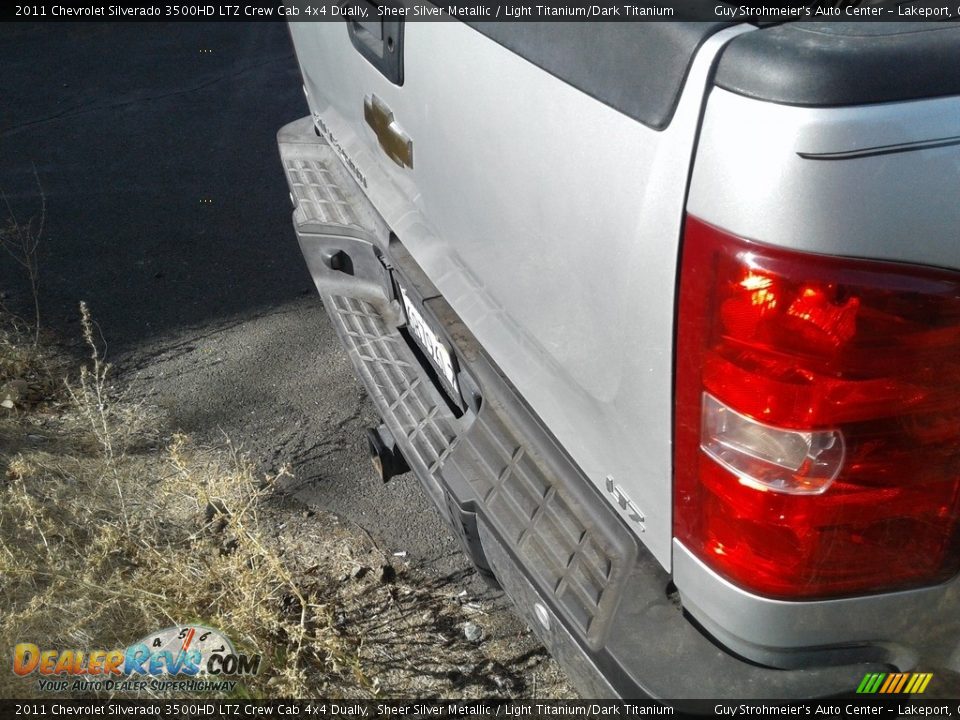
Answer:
[0,21,498,611]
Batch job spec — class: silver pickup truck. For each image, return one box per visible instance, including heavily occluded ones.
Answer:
[278,14,960,698]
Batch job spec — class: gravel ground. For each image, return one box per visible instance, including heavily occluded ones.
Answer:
[1,21,575,698]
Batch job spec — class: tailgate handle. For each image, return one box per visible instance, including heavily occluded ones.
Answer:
[345,0,404,85]
[364,95,414,169]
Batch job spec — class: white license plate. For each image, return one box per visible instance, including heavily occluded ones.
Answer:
[398,284,460,398]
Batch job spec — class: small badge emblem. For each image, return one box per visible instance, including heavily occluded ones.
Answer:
[605,476,645,531]
[364,94,413,169]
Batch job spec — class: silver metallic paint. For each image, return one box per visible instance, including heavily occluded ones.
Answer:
[289,19,752,569]
[674,540,960,672]
[688,88,960,272]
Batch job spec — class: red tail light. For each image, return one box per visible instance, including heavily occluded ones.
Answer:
[675,216,960,599]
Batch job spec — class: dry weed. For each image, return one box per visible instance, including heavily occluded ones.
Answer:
[0,320,61,412]
[1,167,45,345]
[0,306,569,700]
[0,307,368,699]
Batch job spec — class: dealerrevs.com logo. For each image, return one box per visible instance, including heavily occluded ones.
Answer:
[12,625,261,693]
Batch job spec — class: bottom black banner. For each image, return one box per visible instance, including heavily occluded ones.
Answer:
[3,699,960,720]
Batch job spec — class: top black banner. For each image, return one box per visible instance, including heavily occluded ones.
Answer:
[6,0,960,22]
[3,699,960,717]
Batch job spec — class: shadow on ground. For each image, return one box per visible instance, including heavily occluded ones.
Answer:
[1,22,311,349]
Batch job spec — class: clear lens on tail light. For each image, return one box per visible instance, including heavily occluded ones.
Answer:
[701,393,844,495]
[675,216,960,600]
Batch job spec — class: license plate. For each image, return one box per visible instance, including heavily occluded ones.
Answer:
[397,282,461,402]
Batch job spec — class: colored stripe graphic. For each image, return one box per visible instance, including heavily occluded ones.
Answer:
[860,673,886,694]
[856,672,932,694]
[893,673,909,693]
[879,674,896,693]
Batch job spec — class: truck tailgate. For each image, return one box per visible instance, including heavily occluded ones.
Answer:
[289,18,750,568]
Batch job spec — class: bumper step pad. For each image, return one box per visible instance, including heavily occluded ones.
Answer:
[324,294,461,485]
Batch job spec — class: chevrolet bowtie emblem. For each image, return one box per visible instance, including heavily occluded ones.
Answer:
[364,94,413,169]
